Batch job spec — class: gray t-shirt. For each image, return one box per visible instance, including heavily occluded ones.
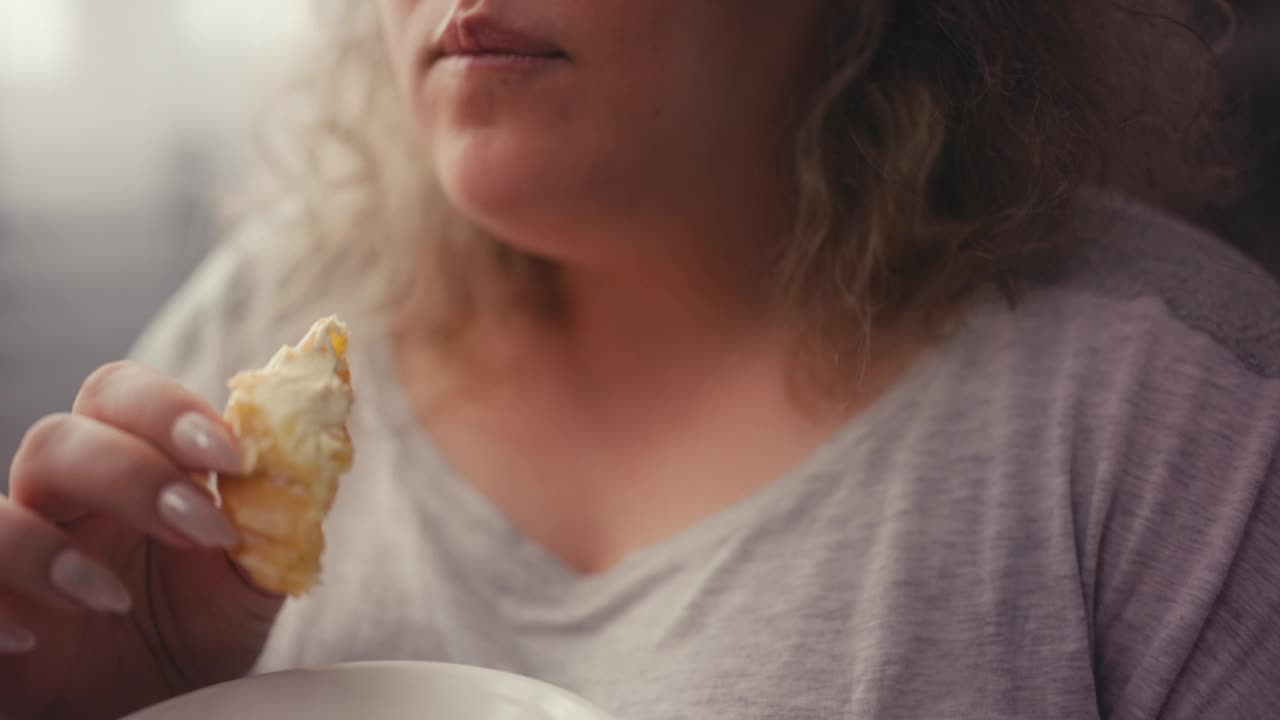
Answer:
[132,201,1280,719]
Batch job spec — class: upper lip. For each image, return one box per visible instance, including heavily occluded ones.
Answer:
[428,13,567,64]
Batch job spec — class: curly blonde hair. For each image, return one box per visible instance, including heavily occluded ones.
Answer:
[232,0,1237,386]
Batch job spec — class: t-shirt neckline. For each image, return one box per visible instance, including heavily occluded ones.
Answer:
[360,317,957,595]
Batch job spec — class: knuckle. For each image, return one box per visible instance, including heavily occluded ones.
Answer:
[9,413,75,488]
[74,360,136,412]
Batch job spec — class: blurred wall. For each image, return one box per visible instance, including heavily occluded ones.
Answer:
[1220,0,1280,272]
[1,0,312,483]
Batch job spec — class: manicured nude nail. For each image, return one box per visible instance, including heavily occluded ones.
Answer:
[0,623,35,654]
[171,412,242,473]
[49,549,132,614]
[158,482,238,548]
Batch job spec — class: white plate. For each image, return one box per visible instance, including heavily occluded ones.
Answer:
[122,661,617,720]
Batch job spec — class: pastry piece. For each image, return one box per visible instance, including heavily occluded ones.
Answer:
[218,316,354,596]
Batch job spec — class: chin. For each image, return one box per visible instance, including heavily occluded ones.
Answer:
[433,131,592,254]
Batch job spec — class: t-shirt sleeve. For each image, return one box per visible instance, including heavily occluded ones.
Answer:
[1163,454,1280,716]
[1088,334,1280,718]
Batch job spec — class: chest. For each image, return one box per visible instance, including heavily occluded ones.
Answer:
[417,378,847,575]
[261,442,1100,719]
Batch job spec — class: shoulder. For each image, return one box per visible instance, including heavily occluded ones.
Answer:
[998,200,1280,715]
[1015,195,1280,446]
[128,231,319,407]
[971,197,1280,559]
[1029,195,1280,379]
[952,195,1280,499]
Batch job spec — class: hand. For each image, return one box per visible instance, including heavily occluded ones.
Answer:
[1,362,285,720]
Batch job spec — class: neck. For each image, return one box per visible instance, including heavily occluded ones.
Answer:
[393,220,803,422]
[550,240,779,372]
[419,179,799,392]
[396,221,927,431]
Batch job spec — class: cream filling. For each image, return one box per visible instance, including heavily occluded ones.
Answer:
[227,316,353,476]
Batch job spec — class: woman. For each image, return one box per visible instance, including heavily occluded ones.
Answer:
[3,1,1277,717]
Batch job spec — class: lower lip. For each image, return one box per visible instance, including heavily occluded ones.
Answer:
[436,53,568,71]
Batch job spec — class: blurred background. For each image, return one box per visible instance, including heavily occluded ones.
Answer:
[0,0,313,479]
[0,1,1278,485]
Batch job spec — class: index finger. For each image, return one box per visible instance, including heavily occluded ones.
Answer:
[71,361,241,474]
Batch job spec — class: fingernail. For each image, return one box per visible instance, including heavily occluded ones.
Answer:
[49,549,132,614]
[158,482,238,548]
[0,623,35,654]
[172,412,241,473]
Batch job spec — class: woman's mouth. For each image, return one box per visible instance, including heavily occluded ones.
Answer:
[429,13,570,70]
